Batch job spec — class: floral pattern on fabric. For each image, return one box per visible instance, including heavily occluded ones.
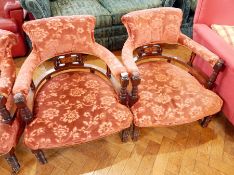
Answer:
[14,16,127,97]
[122,8,183,48]
[0,29,16,96]
[131,62,223,127]
[24,72,132,150]
[121,7,220,75]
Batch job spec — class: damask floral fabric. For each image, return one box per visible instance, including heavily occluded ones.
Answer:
[14,16,127,97]
[121,8,183,48]
[0,29,16,97]
[131,62,223,127]
[121,7,220,75]
[24,72,133,150]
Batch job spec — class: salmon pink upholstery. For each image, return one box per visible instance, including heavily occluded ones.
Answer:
[122,7,220,75]
[122,7,223,127]
[0,30,16,97]
[14,16,132,151]
[193,0,234,125]
[0,30,19,154]
[132,62,222,127]
[24,72,132,150]
[13,16,127,97]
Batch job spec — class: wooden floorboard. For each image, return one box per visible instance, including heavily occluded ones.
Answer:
[1,45,234,175]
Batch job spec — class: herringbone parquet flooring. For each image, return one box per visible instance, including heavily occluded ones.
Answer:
[1,45,233,175]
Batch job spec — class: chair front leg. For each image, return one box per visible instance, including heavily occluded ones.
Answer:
[131,124,140,142]
[200,116,213,128]
[14,93,34,124]
[4,149,20,173]
[120,127,131,142]
[32,149,48,164]
[0,95,14,124]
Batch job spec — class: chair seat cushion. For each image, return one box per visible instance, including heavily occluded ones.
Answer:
[50,0,112,28]
[131,62,223,127]
[0,95,19,154]
[98,0,162,25]
[24,72,132,150]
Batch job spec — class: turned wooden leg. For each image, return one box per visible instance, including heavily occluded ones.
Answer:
[120,127,130,142]
[131,124,140,142]
[32,149,48,164]
[4,149,20,173]
[200,116,213,128]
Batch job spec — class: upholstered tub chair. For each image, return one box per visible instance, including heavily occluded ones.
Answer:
[193,0,234,126]
[13,15,133,164]
[121,8,223,140]
[0,29,21,173]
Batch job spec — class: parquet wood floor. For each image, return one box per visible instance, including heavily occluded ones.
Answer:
[1,45,234,175]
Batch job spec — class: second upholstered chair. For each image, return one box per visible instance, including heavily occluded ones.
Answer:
[121,7,224,140]
[0,29,22,173]
[13,16,133,164]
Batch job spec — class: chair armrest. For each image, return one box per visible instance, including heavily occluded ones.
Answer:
[18,0,51,19]
[13,51,39,97]
[178,32,220,67]
[121,39,139,75]
[193,24,234,71]
[93,43,128,79]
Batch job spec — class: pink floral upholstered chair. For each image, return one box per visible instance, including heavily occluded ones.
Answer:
[0,29,21,173]
[13,16,133,164]
[121,7,224,140]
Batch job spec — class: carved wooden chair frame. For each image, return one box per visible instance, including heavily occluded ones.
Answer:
[14,52,130,164]
[129,43,224,140]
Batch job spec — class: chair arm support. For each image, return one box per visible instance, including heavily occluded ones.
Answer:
[130,73,141,106]
[18,0,51,19]
[119,72,129,105]
[14,93,33,124]
[0,94,13,124]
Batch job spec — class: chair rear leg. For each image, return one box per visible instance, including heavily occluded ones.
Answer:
[4,149,20,174]
[120,127,130,142]
[32,149,48,164]
[200,116,213,128]
[131,124,140,142]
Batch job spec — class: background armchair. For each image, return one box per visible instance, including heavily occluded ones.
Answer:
[193,0,234,126]
[0,0,28,57]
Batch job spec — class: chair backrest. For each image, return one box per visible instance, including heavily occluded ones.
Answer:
[194,0,234,26]
[23,15,98,62]
[122,7,183,48]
